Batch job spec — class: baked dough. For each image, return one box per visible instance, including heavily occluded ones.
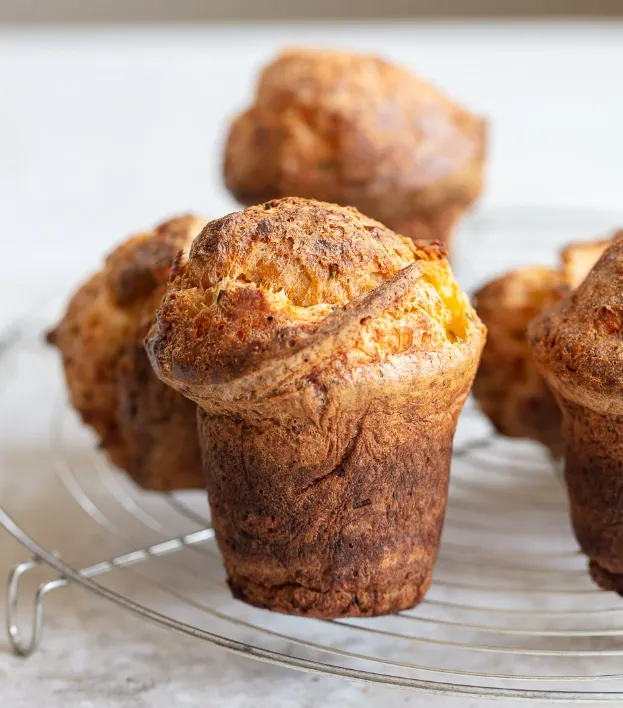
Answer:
[147,197,486,616]
[473,234,614,455]
[50,215,206,491]
[224,49,486,249]
[473,267,568,456]
[530,233,623,594]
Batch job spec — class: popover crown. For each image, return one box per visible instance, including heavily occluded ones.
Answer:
[529,233,623,413]
[147,198,484,400]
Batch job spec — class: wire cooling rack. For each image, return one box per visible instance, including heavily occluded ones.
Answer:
[2,299,623,704]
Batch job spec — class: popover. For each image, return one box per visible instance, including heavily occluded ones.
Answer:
[530,234,623,594]
[147,197,486,617]
[224,49,486,250]
[50,215,206,491]
[473,233,614,455]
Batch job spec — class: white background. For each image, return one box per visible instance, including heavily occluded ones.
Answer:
[1,20,623,707]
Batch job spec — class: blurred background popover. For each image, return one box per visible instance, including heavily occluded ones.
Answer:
[473,234,613,456]
[49,215,206,491]
[224,48,486,251]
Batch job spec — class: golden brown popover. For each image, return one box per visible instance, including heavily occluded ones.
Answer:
[560,237,611,289]
[49,215,206,491]
[473,234,614,455]
[530,234,623,594]
[473,267,568,456]
[147,197,486,617]
[224,49,486,250]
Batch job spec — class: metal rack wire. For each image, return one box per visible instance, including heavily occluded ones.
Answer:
[3,303,623,703]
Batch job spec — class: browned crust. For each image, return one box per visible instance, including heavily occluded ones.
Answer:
[529,235,623,592]
[557,398,623,594]
[223,48,486,248]
[147,197,486,616]
[473,267,568,456]
[116,319,203,492]
[51,215,206,491]
[199,400,459,617]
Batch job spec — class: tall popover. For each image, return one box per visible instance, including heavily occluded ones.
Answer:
[147,197,486,617]
[529,234,623,593]
[224,49,486,250]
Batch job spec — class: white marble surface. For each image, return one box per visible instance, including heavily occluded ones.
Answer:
[2,20,623,707]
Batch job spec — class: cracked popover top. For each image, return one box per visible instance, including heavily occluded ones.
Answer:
[223,49,485,241]
[529,233,623,415]
[147,198,486,407]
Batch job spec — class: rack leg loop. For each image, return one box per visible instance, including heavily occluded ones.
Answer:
[6,556,68,657]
